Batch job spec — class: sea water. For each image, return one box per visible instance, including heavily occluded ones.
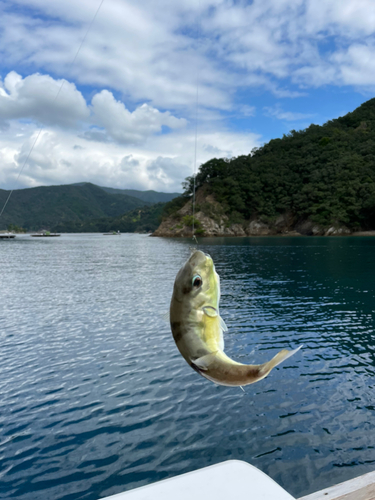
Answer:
[1,234,375,499]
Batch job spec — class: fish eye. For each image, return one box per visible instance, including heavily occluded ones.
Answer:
[192,275,202,288]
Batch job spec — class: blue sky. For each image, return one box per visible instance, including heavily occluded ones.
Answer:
[0,0,375,192]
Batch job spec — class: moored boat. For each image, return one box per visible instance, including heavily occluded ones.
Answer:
[31,230,60,237]
[0,232,16,239]
[103,230,121,235]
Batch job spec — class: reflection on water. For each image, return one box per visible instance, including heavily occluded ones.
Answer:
[1,234,375,499]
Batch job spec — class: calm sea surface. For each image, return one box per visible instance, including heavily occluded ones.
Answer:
[1,234,375,499]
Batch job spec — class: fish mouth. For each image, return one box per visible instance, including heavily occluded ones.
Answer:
[189,249,206,261]
[189,249,211,257]
[188,250,213,273]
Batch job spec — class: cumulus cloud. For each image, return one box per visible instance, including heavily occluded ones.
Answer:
[1,0,375,194]
[6,3,375,89]
[0,71,188,146]
[0,0,232,112]
[120,155,140,171]
[146,156,188,187]
[91,90,187,144]
[1,0,375,115]
[205,0,375,92]
[304,0,375,38]
[331,44,375,86]
[0,118,261,193]
[0,71,89,127]
[0,67,261,193]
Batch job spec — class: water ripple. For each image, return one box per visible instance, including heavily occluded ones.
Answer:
[1,235,375,499]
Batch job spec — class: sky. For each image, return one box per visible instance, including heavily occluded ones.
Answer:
[0,0,375,193]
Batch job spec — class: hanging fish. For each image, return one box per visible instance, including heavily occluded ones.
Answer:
[170,250,301,387]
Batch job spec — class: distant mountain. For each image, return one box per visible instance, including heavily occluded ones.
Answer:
[0,183,148,231]
[99,186,181,204]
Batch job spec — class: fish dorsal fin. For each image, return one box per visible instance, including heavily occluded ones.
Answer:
[219,315,228,332]
[191,352,218,371]
[203,306,218,317]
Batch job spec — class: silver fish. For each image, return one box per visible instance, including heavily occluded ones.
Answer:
[170,250,301,386]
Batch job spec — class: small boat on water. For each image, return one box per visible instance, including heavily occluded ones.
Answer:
[31,230,60,237]
[0,232,16,239]
[103,230,121,236]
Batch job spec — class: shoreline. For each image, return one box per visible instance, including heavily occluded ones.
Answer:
[151,230,375,238]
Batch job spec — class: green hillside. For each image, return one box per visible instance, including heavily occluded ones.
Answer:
[100,186,181,203]
[51,203,165,233]
[0,183,148,231]
[177,97,375,231]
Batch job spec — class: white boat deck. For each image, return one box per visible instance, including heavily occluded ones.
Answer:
[102,460,294,500]
[100,460,375,500]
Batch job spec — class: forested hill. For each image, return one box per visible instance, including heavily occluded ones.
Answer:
[99,186,181,203]
[50,203,165,234]
[0,183,150,231]
[178,97,375,231]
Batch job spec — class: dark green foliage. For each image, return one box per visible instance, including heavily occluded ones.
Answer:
[51,203,165,233]
[161,195,191,218]
[7,224,26,233]
[181,215,201,228]
[182,98,375,229]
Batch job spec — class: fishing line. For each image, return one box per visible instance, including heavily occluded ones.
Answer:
[0,0,106,221]
[191,6,200,246]
[192,76,199,245]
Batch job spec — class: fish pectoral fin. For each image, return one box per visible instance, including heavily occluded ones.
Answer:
[219,315,228,332]
[191,352,218,371]
[202,307,228,332]
[202,306,218,318]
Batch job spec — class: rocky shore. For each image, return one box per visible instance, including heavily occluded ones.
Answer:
[152,189,368,237]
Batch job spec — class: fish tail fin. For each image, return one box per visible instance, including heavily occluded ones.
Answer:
[259,345,302,378]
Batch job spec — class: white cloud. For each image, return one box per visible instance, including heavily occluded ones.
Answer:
[2,0,375,115]
[304,0,375,38]
[205,0,375,91]
[120,155,140,171]
[91,90,187,144]
[146,156,188,188]
[0,71,89,127]
[0,117,261,193]
[0,0,232,112]
[0,71,188,145]
[292,42,375,89]
[264,104,315,121]
[2,1,375,97]
[0,66,262,193]
[1,0,375,194]
[331,44,375,86]
[238,105,256,117]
